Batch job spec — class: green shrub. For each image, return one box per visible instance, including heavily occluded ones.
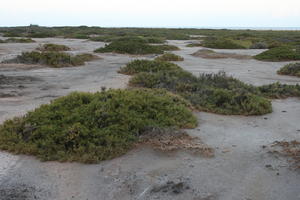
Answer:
[3,32,23,37]
[155,53,184,61]
[118,60,182,75]
[250,42,268,49]
[158,44,180,51]
[258,82,300,98]
[277,63,300,77]
[202,38,246,49]
[0,89,197,163]
[94,40,164,54]
[2,51,96,67]
[186,43,202,47]
[254,46,300,61]
[129,70,272,115]
[121,60,300,115]
[38,43,71,51]
[4,38,35,43]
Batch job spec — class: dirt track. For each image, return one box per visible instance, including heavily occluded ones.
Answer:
[0,38,299,200]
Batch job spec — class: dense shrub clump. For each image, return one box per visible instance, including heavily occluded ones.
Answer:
[37,43,71,51]
[155,53,184,61]
[277,63,300,77]
[94,40,164,54]
[202,38,246,49]
[121,60,300,115]
[118,60,181,75]
[254,46,300,61]
[2,51,96,67]
[0,89,197,163]
[94,39,180,55]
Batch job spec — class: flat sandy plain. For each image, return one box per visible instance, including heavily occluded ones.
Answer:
[0,38,299,200]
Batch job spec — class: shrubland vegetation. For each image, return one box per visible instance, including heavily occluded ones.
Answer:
[94,39,179,55]
[254,46,300,61]
[120,60,300,115]
[2,51,96,67]
[37,43,71,51]
[0,89,197,163]
[155,53,184,61]
[201,38,247,49]
[2,25,298,49]
[0,38,35,43]
[186,43,202,47]
[277,63,300,77]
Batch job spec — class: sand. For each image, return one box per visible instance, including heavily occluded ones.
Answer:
[0,38,299,200]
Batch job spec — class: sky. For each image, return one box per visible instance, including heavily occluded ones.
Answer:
[1,0,300,28]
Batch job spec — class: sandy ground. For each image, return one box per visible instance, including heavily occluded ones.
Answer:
[0,38,299,200]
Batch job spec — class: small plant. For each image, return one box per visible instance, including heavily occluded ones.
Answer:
[2,51,96,67]
[0,89,197,163]
[37,43,71,51]
[254,46,300,61]
[277,63,300,77]
[155,53,184,61]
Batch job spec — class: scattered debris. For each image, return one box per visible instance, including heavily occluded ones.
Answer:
[150,180,189,194]
[267,140,300,169]
[138,127,214,157]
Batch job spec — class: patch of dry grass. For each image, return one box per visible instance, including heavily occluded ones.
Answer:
[192,49,251,60]
[138,127,214,157]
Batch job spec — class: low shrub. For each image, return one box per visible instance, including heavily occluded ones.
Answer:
[121,60,300,115]
[186,43,202,47]
[257,82,300,98]
[37,43,71,51]
[158,44,180,51]
[250,42,268,49]
[202,38,246,49]
[254,46,300,61]
[94,40,164,54]
[0,89,197,163]
[155,53,184,61]
[277,63,300,77]
[118,60,182,75]
[4,38,35,43]
[2,51,96,67]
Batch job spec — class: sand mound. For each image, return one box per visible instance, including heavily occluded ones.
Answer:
[192,49,251,60]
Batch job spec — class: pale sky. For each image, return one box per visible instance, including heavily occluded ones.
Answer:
[1,0,300,27]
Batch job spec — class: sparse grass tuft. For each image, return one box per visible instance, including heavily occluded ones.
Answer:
[254,46,300,61]
[2,51,96,67]
[0,89,197,163]
[277,63,300,77]
[37,43,71,51]
[155,53,184,61]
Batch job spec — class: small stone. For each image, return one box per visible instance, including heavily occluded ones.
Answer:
[265,164,272,168]
[264,117,268,120]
